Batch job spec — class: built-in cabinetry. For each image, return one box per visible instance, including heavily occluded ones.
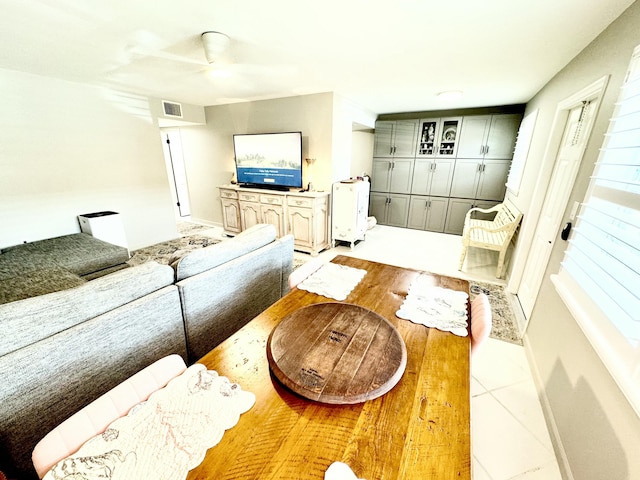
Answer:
[369,192,410,227]
[218,185,330,256]
[444,113,521,234]
[373,120,419,157]
[331,180,370,249]
[370,111,523,235]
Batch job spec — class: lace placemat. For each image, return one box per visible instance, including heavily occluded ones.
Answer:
[396,275,469,336]
[43,364,255,480]
[297,263,367,301]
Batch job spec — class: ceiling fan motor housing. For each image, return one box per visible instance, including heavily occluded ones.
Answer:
[201,31,230,64]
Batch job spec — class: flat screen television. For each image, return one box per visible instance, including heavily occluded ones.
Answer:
[233,131,303,190]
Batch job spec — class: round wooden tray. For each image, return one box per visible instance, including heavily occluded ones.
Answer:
[266,302,407,404]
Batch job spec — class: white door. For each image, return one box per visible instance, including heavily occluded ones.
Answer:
[161,131,191,217]
[518,98,599,318]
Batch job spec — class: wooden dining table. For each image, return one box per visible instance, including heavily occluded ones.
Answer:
[188,255,471,480]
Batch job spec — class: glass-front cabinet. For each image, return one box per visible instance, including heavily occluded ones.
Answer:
[416,117,462,158]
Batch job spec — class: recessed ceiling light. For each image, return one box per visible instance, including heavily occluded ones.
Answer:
[437,90,463,101]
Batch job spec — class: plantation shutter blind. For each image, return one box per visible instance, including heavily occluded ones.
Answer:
[551,44,640,416]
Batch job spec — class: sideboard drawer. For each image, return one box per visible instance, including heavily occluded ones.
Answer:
[287,196,314,208]
[260,194,283,205]
[239,192,260,202]
[220,189,238,199]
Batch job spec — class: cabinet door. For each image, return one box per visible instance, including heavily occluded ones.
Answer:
[393,120,419,157]
[437,118,462,157]
[386,194,410,227]
[221,198,241,233]
[456,115,490,158]
[450,159,482,199]
[444,198,475,235]
[429,158,455,197]
[261,204,286,237]
[373,121,394,156]
[388,158,414,193]
[239,201,261,230]
[425,197,449,232]
[289,207,314,248]
[369,193,389,224]
[411,159,433,195]
[371,158,392,192]
[407,196,429,229]
[416,119,440,157]
[485,114,522,159]
[476,160,510,201]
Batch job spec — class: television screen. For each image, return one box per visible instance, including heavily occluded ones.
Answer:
[233,132,303,189]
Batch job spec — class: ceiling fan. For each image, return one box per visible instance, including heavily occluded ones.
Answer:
[122,30,297,80]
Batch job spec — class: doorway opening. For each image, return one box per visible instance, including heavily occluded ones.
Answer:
[161,130,191,218]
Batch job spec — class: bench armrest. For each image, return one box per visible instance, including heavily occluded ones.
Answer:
[465,205,502,221]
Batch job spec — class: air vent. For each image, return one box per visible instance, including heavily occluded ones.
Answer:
[162,100,183,118]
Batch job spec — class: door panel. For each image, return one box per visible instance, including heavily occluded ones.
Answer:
[456,116,489,158]
[450,159,481,199]
[485,114,522,159]
[388,159,414,194]
[518,103,596,317]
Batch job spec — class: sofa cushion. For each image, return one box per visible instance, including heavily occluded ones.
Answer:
[0,267,86,305]
[0,233,129,280]
[172,224,277,281]
[0,261,175,357]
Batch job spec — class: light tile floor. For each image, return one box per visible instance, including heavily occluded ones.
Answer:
[198,222,563,479]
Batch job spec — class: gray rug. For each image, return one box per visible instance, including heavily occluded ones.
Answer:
[127,235,219,267]
[177,222,212,236]
[469,281,522,345]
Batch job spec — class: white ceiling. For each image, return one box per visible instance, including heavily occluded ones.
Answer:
[0,0,635,115]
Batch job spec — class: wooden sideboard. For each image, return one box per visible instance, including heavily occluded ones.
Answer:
[218,185,330,256]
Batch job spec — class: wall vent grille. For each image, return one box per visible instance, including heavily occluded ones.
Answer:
[162,101,183,118]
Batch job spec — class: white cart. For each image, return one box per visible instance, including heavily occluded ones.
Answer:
[331,180,370,249]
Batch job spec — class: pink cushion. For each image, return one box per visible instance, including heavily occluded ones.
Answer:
[31,354,187,478]
[470,293,492,355]
[288,257,325,289]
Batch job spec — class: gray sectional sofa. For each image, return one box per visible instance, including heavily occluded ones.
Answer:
[0,224,293,480]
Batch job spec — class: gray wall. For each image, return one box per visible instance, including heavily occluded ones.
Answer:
[522,2,640,478]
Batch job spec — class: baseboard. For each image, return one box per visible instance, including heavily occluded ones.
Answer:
[182,217,220,228]
[523,336,575,480]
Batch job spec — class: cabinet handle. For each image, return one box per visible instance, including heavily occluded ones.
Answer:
[477,163,483,173]
[482,164,486,172]
[431,162,436,172]
[485,145,489,155]
[391,161,395,170]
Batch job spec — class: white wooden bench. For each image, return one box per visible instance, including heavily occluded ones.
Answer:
[458,199,523,278]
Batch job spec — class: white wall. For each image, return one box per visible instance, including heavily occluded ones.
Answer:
[350,130,374,179]
[515,2,640,478]
[0,69,178,250]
